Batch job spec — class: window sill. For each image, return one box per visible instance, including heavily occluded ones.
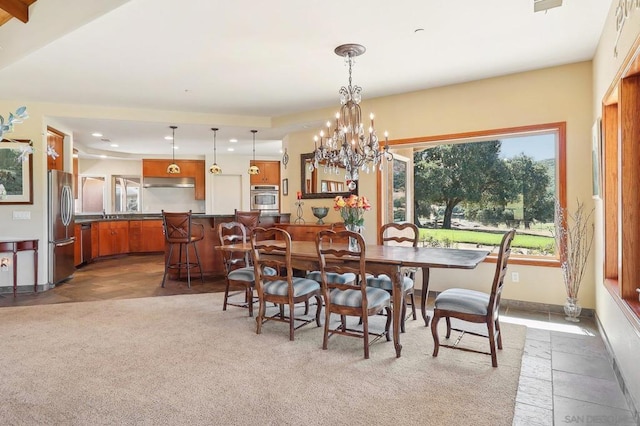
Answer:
[604,278,640,338]
[484,254,560,268]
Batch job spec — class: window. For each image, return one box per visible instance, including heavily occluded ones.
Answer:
[384,123,566,265]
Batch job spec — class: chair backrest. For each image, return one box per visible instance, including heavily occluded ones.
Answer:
[217,221,250,271]
[316,229,368,307]
[488,228,517,314]
[235,209,261,236]
[162,210,194,243]
[380,222,419,247]
[250,227,293,296]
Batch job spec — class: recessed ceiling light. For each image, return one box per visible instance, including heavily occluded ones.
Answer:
[173,146,178,150]
[229,138,238,143]
[164,135,173,140]
[99,155,107,158]
[227,148,234,152]
[110,143,119,147]
[91,132,103,137]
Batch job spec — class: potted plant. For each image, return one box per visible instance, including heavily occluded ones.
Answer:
[554,200,595,322]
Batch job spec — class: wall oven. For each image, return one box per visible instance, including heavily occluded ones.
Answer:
[250,185,279,211]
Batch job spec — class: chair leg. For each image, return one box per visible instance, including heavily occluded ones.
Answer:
[487,317,498,367]
[223,277,231,311]
[193,243,204,283]
[445,316,452,339]
[246,286,254,317]
[384,306,392,341]
[495,317,503,349]
[304,300,309,315]
[314,295,322,327]
[185,243,191,289]
[409,291,417,320]
[323,310,330,350]
[289,302,295,341]
[431,310,441,358]
[256,300,265,335]
[362,314,370,359]
[162,244,174,287]
[177,243,183,281]
[400,296,407,333]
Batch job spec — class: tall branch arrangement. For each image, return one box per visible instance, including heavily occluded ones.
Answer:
[554,200,595,299]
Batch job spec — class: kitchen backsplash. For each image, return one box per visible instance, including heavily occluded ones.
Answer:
[142,188,205,213]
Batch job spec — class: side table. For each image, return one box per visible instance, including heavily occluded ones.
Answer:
[0,239,38,297]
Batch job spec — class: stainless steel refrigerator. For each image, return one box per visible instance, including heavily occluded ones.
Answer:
[48,170,76,285]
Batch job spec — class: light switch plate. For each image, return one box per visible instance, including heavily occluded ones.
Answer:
[12,211,31,220]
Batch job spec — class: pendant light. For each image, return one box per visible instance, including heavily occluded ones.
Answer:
[166,125,180,174]
[248,130,260,175]
[209,127,222,174]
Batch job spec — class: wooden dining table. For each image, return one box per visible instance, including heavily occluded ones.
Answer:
[217,240,489,358]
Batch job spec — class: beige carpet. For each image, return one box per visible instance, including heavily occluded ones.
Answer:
[0,293,525,425]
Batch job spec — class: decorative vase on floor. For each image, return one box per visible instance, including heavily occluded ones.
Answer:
[345,223,362,252]
[564,297,581,322]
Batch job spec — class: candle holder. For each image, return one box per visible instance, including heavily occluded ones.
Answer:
[294,201,305,224]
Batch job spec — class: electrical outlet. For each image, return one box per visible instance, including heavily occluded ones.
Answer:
[0,257,9,272]
[511,272,519,282]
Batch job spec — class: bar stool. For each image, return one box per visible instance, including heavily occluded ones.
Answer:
[161,210,204,288]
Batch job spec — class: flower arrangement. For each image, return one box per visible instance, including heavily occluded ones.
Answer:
[554,200,594,300]
[334,194,371,226]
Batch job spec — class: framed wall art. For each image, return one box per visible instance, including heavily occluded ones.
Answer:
[0,139,33,204]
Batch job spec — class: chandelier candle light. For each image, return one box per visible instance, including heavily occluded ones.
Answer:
[209,127,222,175]
[312,44,393,190]
[166,125,180,174]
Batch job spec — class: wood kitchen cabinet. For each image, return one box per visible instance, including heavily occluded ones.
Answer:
[47,127,64,171]
[97,221,130,257]
[142,159,206,200]
[250,161,280,185]
[74,224,82,266]
[129,220,165,253]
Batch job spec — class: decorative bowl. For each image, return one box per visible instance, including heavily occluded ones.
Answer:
[311,207,329,225]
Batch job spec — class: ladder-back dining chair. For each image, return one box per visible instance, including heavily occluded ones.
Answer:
[250,227,322,341]
[366,222,419,332]
[431,228,516,367]
[316,229,392,359]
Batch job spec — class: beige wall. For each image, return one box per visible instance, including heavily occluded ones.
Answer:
[592,1,640,413]
[281,61,594,309]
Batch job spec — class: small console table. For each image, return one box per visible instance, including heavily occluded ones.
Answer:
[0,239,38,297]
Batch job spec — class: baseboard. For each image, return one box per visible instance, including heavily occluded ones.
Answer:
[0,283,51,295]
[596,313,640,425]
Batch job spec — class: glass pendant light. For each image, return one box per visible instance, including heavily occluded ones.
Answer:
[248,130,260,175]
[166,125,180,174]
[209,127,222,174]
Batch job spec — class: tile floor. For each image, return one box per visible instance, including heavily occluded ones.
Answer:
[0,255,637,425]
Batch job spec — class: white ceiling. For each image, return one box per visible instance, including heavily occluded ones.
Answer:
[0,0,611,159]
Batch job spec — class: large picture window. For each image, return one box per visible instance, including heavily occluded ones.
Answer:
[384,123,566,265]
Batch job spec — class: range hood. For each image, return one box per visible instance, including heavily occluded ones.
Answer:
[142,177,195,188]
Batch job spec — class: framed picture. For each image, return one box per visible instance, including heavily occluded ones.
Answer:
[282,178,288,196]
[592,119,602,198]
[0,139,33,204]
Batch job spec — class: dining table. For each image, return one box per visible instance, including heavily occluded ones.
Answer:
[216,240,489,358]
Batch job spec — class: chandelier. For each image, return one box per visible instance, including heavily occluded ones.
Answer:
[311,43,392,190]
[166,125,180,174]
[209,127,222,175]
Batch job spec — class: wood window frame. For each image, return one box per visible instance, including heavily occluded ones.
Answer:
[376,122,567,267]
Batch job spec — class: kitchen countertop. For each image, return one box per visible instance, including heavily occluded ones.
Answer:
[75,212,290,224]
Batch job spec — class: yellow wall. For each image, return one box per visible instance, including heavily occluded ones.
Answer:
[281,61,594,309]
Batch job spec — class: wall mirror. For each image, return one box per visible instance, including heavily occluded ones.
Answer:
[300,153,357,199]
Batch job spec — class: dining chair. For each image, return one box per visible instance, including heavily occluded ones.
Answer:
[250,227,322,341]
[234,209,261,236]
[366,222,419,332]
[431,228,516,367]
[217,221,276,317]
[161,210,204,288]
[316,229,392,359]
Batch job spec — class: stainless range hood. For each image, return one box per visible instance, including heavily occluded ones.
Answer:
[142,177,195,188]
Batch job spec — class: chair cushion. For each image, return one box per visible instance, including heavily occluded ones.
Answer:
[434,288,490,315]
[306,271,356,284]
[329,287,390,308]
[228,266,276,282]
[264,277,320,297]
[366,274,413,291]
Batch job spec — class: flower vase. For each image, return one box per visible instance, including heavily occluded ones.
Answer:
[345,224,361,252]
[564,297,581,322]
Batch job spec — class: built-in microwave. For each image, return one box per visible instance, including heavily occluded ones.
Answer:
[250,185,279,211]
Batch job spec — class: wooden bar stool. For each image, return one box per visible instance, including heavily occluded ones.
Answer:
[161,210,204,288]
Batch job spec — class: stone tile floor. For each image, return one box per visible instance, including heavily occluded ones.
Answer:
[1,255,637,425]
